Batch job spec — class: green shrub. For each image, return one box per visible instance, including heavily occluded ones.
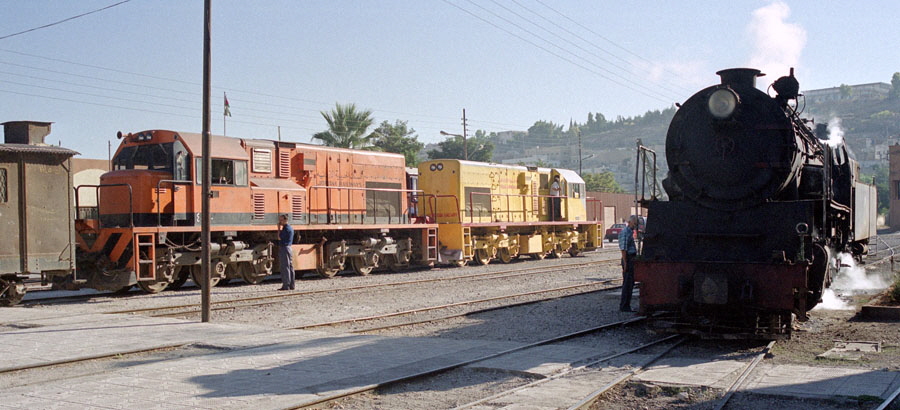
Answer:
[890,277,900,304]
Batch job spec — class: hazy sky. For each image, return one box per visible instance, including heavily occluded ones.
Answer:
[1,0,897,159]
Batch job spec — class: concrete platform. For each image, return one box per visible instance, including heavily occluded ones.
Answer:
[0,306,521,409]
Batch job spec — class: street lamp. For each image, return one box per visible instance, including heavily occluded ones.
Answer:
[580,153,594,175]
[440,130,467,160]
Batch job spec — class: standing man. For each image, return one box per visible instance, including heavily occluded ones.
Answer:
[618,215,638,312]
[550,175,562,221]
[278,214,295,291]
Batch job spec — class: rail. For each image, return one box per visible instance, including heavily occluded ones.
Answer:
[308,185,431,225]
[155,179,192,227]
[876,235,895,271]
[467,191,568,224]
[74,184,134,228]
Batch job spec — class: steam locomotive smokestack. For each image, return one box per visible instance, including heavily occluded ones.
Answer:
[716,68,764,89]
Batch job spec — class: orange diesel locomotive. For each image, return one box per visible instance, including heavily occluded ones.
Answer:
[72,130,437,292]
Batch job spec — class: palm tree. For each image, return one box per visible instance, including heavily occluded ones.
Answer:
[312,103,376,149]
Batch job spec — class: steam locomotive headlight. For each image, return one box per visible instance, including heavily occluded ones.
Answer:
[708,88,739,119]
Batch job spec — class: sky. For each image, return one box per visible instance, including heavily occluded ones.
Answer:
[0,0,897,159]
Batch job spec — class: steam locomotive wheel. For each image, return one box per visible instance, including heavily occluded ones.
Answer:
[351,257,374,276]
[190,265,221,287]
[0,278,26,307]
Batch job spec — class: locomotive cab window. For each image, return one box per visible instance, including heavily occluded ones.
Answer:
[195,158,248,186]
[113,142,175,171]
[570,182,583,199]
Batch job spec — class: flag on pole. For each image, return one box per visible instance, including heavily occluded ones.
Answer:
[224,92,232,117]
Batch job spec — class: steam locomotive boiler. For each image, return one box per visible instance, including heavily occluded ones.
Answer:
[634,68,877,339]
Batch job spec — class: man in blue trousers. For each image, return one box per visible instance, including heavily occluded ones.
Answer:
[618,215,638,312]
[278,214,295,290]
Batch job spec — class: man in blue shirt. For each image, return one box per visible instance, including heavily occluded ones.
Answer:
[278,214,295,290]
[618,215,638,312]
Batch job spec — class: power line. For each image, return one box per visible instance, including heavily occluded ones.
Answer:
[483,0,684,100]
[442,0,673,104]
[530,0,694,87]
[0,1,132,41]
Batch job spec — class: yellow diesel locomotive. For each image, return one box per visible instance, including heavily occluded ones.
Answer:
[418,160,601,265]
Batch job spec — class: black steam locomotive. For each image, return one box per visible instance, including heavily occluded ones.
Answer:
[634,68,877,339]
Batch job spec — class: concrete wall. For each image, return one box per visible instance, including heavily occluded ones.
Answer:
[71,158,109,207]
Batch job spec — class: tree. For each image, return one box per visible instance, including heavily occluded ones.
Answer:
[582,172,624,193]
[527,120,564,141]
[891,72,900,100]
[839,84,853,100]
[372,120,424,166]
[312,103,375,149]
[427,132,494,162]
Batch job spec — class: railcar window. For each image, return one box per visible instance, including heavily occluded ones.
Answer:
[0,168,6,203]
[113,143,174,171]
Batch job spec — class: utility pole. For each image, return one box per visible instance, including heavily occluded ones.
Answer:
[200,0,212,322]
[462,108,468,160]
[577,127,583,175]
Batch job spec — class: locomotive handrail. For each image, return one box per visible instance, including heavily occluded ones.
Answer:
[155,179,192,227]
[74,184,134,228]
[425,194,461,224]
[466,191,568,224]
[308,185,427,225]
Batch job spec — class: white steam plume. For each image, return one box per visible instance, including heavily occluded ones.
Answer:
[746,1,806,86]
[814,253,891,311]
[825,117,845,147]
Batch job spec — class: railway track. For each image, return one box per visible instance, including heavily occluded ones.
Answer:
[294,317,653,409]
[290,279,622,332]
[104,258,617,317]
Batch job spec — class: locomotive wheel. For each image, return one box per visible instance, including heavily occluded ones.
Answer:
[452,259,467,267]
[136,279,169,294]
[498,248,513,263]
[351,257,374,276]
[190,265,221,287]
[0,278,26,307]
[568,247,582,257]
[315,265,340,278]
[473,248,495,265]
[548,246,563,259]
[529,253,546,260]
[169,267,190,290]
[239,262,267,284]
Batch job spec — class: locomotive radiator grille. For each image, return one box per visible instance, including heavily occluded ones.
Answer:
[253,193,265,220]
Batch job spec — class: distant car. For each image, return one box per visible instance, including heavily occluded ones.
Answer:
[605,223,627,242]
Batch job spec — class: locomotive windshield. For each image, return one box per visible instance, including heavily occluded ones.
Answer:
[113,141,190,178]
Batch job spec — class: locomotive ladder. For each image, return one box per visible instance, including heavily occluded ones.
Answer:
[462,227,474,259]
[134,233,156,280]
[426,227,438,262]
